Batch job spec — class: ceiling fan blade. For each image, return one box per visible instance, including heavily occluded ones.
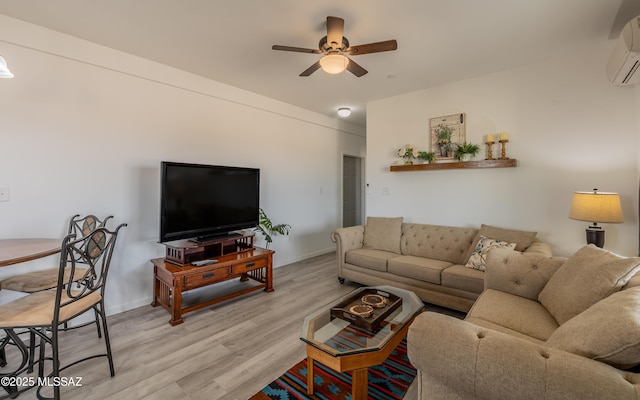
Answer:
[272,45,322,54]
[347,40,398,55]
[345,57,368,77]
[300,61,322,77]
[326,16,345,49]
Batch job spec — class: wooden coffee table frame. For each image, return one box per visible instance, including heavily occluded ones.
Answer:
[305,316,415,400]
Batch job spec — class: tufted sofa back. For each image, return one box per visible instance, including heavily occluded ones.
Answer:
[401,223,477,265]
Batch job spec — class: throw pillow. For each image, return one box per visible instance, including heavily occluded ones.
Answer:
[363,216,403,254]
[465,236,516,271]
[464,224,537,263]
[538,245,640,325]
[546,287,640,369]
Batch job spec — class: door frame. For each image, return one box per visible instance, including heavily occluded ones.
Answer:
[341,154,365,228]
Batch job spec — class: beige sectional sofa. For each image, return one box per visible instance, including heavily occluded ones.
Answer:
[408,245,640,400]
[331,217,552,312]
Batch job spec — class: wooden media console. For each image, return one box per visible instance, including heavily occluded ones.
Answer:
[151,233,274,325]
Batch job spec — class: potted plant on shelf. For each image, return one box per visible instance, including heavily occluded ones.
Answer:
[454,142,481,162]
[397,144,419,164]
[254,208,291,249]
[417,151,436,164]
[436,124,453,157]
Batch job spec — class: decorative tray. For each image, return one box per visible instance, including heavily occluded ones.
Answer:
[330,288,402,333]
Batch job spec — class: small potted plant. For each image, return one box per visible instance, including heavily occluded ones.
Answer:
[397,145,419,165]
[417,151,436,164]
[255,208,291,249]
[454,142,481,161]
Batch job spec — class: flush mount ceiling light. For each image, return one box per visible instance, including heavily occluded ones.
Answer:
[0,55,14,78]
[337,107,351,117]
[319,54,349,74]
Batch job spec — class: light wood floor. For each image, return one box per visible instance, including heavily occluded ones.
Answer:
[10,252,463,400]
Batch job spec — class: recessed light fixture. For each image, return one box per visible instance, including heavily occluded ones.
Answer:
[337,107,351,117]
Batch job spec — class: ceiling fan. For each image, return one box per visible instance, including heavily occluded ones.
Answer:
[272,16,397,77]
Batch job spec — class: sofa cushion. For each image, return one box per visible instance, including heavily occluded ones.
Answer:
[467,289,559,342]
[464,224,537,263]
[401,223,477,264]
[465,236,516,271]
[539,245,640,325]
[546,287,640,369]
[387,255,452,284]
[345,249,397,272]
[363,216,403,254]
[441,265,485,294]
[484,248,565,301]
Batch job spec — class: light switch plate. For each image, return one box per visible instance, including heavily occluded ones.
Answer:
[0,187,9,202]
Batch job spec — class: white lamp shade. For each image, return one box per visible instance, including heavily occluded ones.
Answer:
[569,191,624,223]
[319,54,349,74]
[0,55,14,78]
[337,107,351,117]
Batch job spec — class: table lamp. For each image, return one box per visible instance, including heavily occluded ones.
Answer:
[569,189,623,248]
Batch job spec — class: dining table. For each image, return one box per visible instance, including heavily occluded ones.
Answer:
[0,238,61,398]
[0,238,62,267]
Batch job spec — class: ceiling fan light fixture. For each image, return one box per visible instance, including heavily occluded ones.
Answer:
[319,54,349,74]
[0,55,14,78]
[337,107,351,117]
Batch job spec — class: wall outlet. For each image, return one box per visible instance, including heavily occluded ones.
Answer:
[0,187,9,202]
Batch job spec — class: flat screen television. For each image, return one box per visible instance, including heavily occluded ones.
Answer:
[159,161,260,243]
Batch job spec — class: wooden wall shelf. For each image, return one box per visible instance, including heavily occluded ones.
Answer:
[390,159,517,172]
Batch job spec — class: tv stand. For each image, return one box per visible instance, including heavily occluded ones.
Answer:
[151,244,274,326]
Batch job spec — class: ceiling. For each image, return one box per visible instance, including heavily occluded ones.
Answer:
[0,0,637,127]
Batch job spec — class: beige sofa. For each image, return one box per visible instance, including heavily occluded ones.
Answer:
[408,245,640,400]
[332,217,551,312]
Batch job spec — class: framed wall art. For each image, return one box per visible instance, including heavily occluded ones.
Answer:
[430,113,466,160]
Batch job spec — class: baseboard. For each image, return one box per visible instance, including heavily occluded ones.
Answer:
[105,295,154,317]
[273,247,335,268]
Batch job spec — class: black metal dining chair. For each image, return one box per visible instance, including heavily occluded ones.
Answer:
[0,223,126,399]
[0,214,114,379]
[0,214,113,294]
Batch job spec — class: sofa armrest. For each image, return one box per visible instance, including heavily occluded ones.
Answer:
[331,225,364,278]
[408,312,640,400]
[483,248,566,300]
[523,240,553,257]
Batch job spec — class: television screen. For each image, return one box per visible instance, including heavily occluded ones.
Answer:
[160,161,260,243]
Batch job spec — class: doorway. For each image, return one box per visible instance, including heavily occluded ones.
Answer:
[342,155,364,227]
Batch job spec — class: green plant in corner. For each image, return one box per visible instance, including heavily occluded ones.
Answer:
[255,208,291,249]
[454,142,480,161]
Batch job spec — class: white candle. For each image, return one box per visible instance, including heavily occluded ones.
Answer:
[486,134,494,142]
[500,132,508,141]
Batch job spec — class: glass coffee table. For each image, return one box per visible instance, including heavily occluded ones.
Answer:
[301,285,423,400]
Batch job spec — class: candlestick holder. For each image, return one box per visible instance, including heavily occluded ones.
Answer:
[499,139,509,160]
[485,141,495,160]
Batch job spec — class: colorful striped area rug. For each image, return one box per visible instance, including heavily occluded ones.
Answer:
[250,338,416,400]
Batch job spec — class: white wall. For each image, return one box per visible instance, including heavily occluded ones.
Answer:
[367,40,638,257]
[0,15,365,313]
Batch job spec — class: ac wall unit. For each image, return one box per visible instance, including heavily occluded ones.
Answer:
[607,16,640,85]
